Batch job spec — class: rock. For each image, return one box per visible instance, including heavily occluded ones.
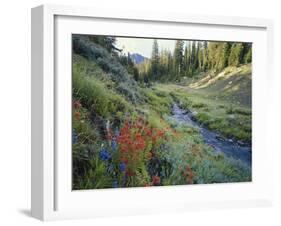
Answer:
[228,114,235,119]
[216,135,225,142]
[191,111,198,117]
[237,140,246,146]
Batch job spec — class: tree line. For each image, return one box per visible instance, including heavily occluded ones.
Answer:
[86,35,252,83]
[138,39,252,82]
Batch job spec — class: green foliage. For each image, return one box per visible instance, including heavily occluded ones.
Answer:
[150,39,160,80]
[228,43,244,66]
[143,88,173,115]
[192,102,207,108]
[119,53,140,82]
[173,40,185,79]
[218,42,231,70]
[245,47,252,63]
[73,151,113,189]
[88,35,119,53]
[73,61,131,120]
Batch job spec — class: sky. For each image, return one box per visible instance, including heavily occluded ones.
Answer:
[116,37,179,58]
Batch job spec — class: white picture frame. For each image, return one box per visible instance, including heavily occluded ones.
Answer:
[31,4,274,221]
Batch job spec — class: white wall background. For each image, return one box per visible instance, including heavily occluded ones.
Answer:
[0,0,280,225]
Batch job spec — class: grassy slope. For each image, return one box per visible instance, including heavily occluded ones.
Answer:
[188,64,252,107]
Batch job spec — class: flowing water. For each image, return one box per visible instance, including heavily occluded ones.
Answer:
[170,104,252,166]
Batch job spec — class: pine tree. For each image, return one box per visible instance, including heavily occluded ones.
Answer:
[167,50,173,80]
[189,41,197,75]
[228,43,244,66]
[150,39,160,80]
[173,40,184,79]
[217,42,231,70]
[183,45,190,76]
[198,47,204,70]
[244,47,252,63]
[89,36,120,52]
[242,43,252,64]
[194,41,200,69]
[202,41,208,71]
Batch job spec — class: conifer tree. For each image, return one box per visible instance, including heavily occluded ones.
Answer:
[150,39,160,80]
[202,41,208,70]
[183,45,190,76]
[244,47,252,63]
[228,43,244,66]
[173,40,185,79]
[189,41,197,75]
[217,42,231,70]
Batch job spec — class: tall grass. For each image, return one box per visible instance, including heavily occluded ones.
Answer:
[73,65,131,120]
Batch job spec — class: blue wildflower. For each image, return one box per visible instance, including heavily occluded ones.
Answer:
[111,140,118,152]
[119,162,126,172]
[99,149,110,161]
[112,180,118,188]
[72,130,78,144]
[115,128,120,137]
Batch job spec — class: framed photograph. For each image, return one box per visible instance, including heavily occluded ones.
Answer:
[31,4,274,221]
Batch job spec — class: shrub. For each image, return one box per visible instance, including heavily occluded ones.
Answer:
[196,112,211,125]
[192,102,207,108]
[72,35,141,103]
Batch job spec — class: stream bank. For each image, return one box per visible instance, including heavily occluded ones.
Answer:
[169,104,252,166]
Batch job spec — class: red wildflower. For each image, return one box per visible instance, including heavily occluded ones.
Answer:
[116,117,168,181]
[120,157,128,164]
[126,170,135,177]
[185,166,194,184]
[152,175,161,185]
[147,151,153,160]
[74,111,81,120]
[73,100,82,109]
[145,128,152,136]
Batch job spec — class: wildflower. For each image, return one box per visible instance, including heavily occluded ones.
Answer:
[111,139,118,151]
[74,111,81,120]
[99,149,110,161]
[72,130,78,144]
[125,170,135,177]
[119,162,126,172]
[144,128,152,136]
[112,180,118,188]
[114,128,120,137]
[74,100,82,109]
[185,166,194,184]
[152,175,161,185]
[120,157,128,164]
[147,151,153,160]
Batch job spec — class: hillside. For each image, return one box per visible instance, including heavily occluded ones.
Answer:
[187,65,252,107]
[73,35,141,104]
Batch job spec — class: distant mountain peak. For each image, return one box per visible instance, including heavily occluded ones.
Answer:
[129,53,148,64]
